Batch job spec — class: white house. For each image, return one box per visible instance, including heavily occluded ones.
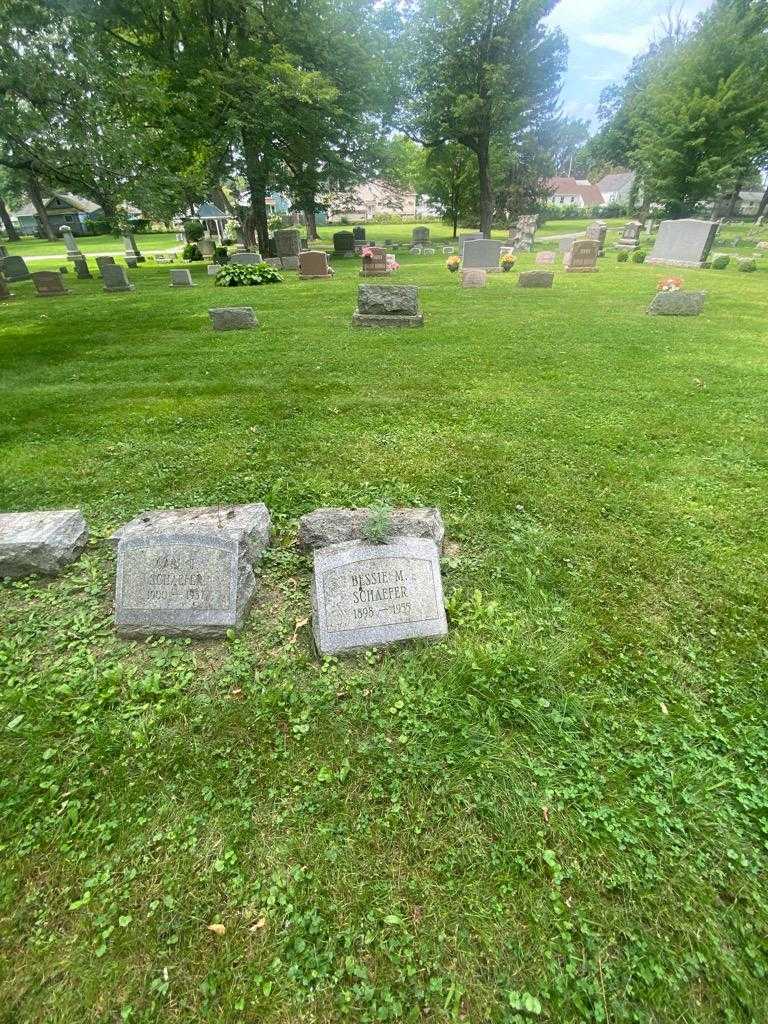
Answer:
[596,171,636,205]
[544,176,605,208]
[327,180,417,222]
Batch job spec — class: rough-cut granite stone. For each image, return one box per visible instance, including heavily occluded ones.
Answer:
[647,290,706,316]
[298,507,444,553]
[518,271,554,288]
[311,537,448,655]
[113,504,271,639]
[208,307,257,331]
[352,284,424,328]
[0,509,88,578]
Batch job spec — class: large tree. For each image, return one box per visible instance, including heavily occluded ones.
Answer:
[420,142,476,237]
[406,0,566,235]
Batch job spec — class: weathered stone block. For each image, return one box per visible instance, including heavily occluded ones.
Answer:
[647,290,706,316]
[298,507,445,552]
[0,509,88,578]
[208,306,257,331]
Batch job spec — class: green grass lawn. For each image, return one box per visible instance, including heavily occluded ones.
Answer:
[3,231,181,258]
[1,248,767,1024]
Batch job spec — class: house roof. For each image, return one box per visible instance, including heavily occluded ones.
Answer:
[739,190,764,202]
[196,201,227,220]
[596,171,636,195]
[545,177,605,205]
[11,192,102,219]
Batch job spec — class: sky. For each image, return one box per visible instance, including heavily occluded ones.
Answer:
[546,0,715,129]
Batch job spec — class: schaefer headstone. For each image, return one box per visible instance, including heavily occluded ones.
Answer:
[0,509,88,578]
[311,537,447,655]
[647,219,718,269]
[113,503,271,639]
[351,284,424,328]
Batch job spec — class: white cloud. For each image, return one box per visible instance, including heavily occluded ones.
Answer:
[580,27,654,57]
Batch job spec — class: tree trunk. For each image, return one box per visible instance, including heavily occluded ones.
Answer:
[0,195,19,240]
[242,130,271,253]
[211,185,235,217]
[755,184,768,221]
[27,172,55,240]
[452,208,458,238]
[476,140,493,237]
[304,203,318,240]
[726,183,742,218]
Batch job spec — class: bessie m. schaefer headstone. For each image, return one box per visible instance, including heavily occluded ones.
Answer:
[311,537,447,655]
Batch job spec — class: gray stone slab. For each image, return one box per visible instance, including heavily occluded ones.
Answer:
[102,264,134,292]
[95,255,116,276]
[60,225,83,260]
[207,264,221,276]
[208,306,257,331]
[535,251,555,265]
[311,537,447,655]
[647,290,706,316]
[458,233,483,257]
[280,255,299,271]
[170,268,194,287]
[73,257,92,279]
[274,228,301,258]
[298,507,445,552]
[647,219,718,268]
[558,234,583,253]
[352,313,424,327]
[463,239,504,270]
[0,255,31,282]
[461,269,486,288]
[115,532,255,638]
[110,502,271,562]
[32,271,70,297]
[0,509,88,578]
[0,276,13,300]
[230,252,263,265]
[113,503,271,638]
[357,284,419,316]
[412,227,430,244]
[518,271,554,288]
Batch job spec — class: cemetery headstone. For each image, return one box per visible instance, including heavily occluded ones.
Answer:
[360,246,389,277]
[459,233,483,257]
[207,264,221,276]
[646,219,718,268]
[113,503,271,639]
[585,221,608,255]
[645,219,656,233]
[518,271,554,288]
[0,275,14,300]
[351,284,424,328]
[558,234,583,253]
[208,306,257,331]
[102,264,134,292]
[535,251,556,265]
[311,537,447,655]
[615,221,642,251]
[352,226,366,241]
[123,233,145,262]
[73,257,92,279]
[198,238,215,258]
[170,268,194,288]
[299,251,334,279]
[59,224,83,261]
[461,268,487,288]
[0,244,7,259]
[298,507,445,552]
[230,252,262,265]
[0,255,31,282]
[564,239,599,272]
[412,226,430,245]
[31,271,70,297]
[333,231,355,257]
[125,256,138,269]
[280,255,299,271]
[0,509,88,577]
[274,229,301,262]
[95,255,116,277]
[463,238,504,271]
[58,265,69,274]
[647,290,706,316]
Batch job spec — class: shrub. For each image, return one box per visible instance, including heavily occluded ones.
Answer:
[711,254,730,270]
[185,220,204,242]
[371,212,404,224]
[632,249,647,263]
[215,262,283,287]
[617,251,629,263]
[182,242,203,262]
[737,257,757,272]
[87,218,111,235]
[213,245,229,263]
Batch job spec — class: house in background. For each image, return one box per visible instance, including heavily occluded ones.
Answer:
[326,180,417,222]
[596,171,636,205]
[544,177,605,208]
[11,193,104,236]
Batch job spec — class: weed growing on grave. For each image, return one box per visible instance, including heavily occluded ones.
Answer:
[361,502,394,544]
